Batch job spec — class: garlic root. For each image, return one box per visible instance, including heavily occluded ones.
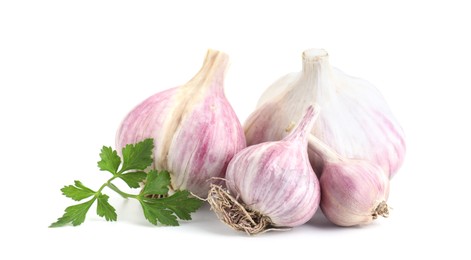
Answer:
[372,201,390,219]
[207,184,289,235]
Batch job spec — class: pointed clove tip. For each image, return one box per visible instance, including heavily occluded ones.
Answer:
[202,48,230,70]
[302,48,328,62]
[305,104,321,120]
[284,105,320,142]
[206,48,229,59]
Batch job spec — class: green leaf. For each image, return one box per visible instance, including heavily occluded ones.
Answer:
[49,198,96,227]
[61,181,96,201]
[140,201,179,226]
[97,146,121,174]
[50,138,205,227]
[119,171,147,188]
[142,170,170,196]
[160,190,203,221]
[96,194,117,222]
[138,190,203,226]
[120,138,154,172]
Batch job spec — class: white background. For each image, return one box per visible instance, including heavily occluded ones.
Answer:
[1,0,470,259]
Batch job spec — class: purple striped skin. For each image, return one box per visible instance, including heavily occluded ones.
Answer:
[245,49,405,179]
[226,106,321,227]
[117,87,177,149]
[116,50,246,197]
[167,86,246,196]
[320,160,390,226]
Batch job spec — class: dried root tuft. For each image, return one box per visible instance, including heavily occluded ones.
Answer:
[207,183,289,235]
[372,201,390,219]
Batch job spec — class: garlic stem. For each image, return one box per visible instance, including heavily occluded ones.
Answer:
[302,48,328,63]
[301,49,329,78]
[308,134,343,163]
[185,49,228,94]
[296,48,335,103]
[284,105,319,144]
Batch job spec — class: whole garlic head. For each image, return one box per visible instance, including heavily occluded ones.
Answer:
[208,106,321,235]
[116,49,246,197]
[245,48,405,178]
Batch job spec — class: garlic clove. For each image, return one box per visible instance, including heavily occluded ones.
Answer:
[320,160,390,226]
[116,49,246,197]
[208,106,321,234]
[308,135,390,226]
[245,48,405,178]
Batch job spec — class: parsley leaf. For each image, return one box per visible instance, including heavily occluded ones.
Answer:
[158,190,203,221]
[50,198,96,227]
[141,170,170,196]
[140,200,179,226]
[51,138,203,228]
[61,180,96,201]
[119,171,147,188]
[97,146,121,174]
[96,194,117,222]
[138,170,203,226]
[120,138,154,172]
[139,191,203,226]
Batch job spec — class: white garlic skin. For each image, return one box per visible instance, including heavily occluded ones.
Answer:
[226,106,321,227]
[245,49,405,178]
[319,159,390,226]
[116,50,246,197]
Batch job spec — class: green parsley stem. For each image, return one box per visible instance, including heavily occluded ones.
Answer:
[107,182,138,199]
[95,176,137,199]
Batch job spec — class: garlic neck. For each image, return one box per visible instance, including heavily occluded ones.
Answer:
[185,49,228,95]
[297,48,335,101]
[284,105,319,145]
[301,49,330,79]
[308,134,343,163]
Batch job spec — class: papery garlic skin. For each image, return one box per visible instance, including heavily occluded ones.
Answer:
[116,50,246,197]
[226,106,320,227]
[320,160,390,226]
[308,135,390,226]
[245,49,405,178]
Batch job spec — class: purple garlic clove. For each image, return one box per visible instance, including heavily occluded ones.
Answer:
[208,106,321,235]
[308,135,390,226]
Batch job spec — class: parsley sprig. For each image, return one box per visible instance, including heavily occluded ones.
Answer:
[50,138,203,227]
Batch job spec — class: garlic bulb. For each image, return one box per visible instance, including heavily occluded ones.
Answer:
[308,135,390,226]
[244,49,405,178]
[208,106,321,235]
[116,49,246,197]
